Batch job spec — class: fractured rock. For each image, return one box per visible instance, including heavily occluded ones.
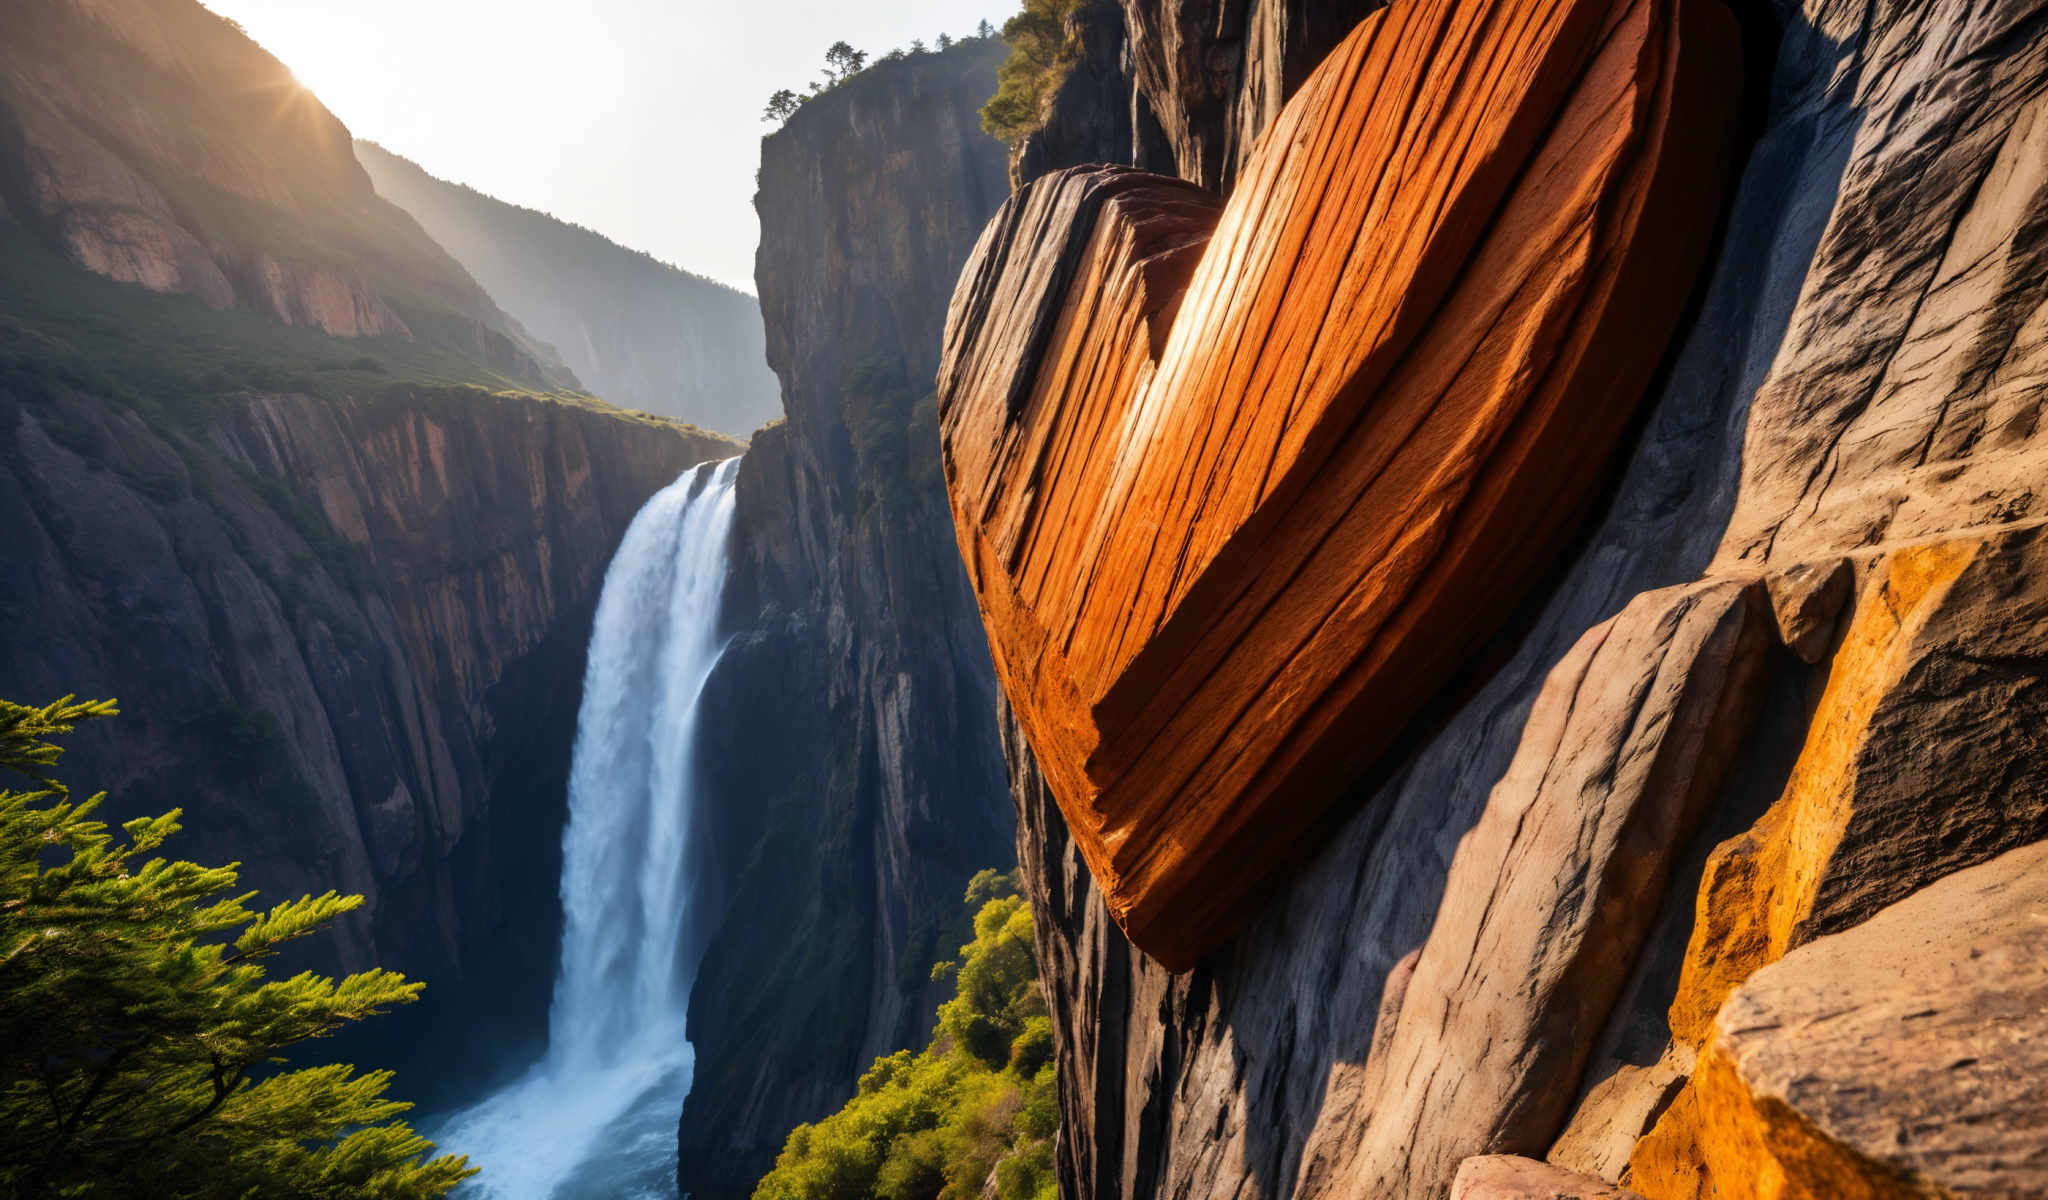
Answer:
[1293,579,1770,1198]
[1690,838,2048,1198]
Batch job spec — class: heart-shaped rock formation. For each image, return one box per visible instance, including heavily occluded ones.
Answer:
[938,0,1741,970]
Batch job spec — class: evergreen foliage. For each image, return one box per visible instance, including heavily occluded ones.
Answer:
[753,869,1057,1200]
[981,0,1086,145]
[0,696,472,1199]
[762,26,1001,129]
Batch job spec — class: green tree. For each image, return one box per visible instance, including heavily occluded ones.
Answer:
[981,0,1085,145]
[0,696,473,1199]
[764,88,803,124]
[754,871,1056,1200]
[822,41,869,86]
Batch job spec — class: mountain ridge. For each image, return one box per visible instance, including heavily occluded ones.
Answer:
[355,139,781,437]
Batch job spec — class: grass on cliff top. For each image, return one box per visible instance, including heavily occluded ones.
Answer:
[0,226,736,446]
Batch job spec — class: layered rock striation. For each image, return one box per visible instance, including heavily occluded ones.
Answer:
[941,0,1743,968]
[957,0,2048,1196]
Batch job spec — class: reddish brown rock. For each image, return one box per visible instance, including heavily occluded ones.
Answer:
[939,0,1742,969]
[1003,0,2048,1193]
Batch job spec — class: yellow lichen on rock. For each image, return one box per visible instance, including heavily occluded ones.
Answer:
[1679,1037,1935,1200]
[1666,540,1977,1042]
[1627,540,1978,1200]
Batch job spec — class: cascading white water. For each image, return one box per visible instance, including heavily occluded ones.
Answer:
[434,457,741,1200]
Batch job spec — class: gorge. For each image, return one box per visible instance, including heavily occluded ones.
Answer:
[9,0,2048,1197]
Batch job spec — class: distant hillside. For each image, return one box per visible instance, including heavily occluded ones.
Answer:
[0,0,572,389]
[357,142,781,437]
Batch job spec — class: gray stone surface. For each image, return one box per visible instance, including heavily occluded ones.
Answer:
[1711,837,2048,1196]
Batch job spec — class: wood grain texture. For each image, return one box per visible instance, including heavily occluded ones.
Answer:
[940,0,1742,969]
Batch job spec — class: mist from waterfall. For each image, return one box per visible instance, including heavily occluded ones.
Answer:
[434,456,741,1200]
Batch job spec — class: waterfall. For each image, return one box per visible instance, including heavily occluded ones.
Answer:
[434,456,741,1200]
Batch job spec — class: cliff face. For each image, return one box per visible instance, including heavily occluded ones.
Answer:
[1011,0,1385,190]
[353,141,783,438]
[0,369,734,1095]
[674,41,1017,1197]
[0,0,567,385]
[956,0,2048,1196]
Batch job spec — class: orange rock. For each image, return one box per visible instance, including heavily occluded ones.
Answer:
[1630,546,1978,1200]
[939,0,1742,969]
[1671,840,2048,1199]
[1629,532,2048,1200]
[1663,543,1979,1046]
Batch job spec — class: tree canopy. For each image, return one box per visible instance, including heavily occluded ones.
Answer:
[753,870,1056,1200]
[982,0,1086,145]
[0,695,472,1199]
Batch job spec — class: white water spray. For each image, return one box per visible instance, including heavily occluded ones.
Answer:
[435,457,741,1200]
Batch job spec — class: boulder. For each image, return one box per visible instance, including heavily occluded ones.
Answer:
[1455,1156,1648,1200]
[1686,839,2048,1198]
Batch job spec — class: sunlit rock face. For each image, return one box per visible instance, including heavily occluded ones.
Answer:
[939,0,1743,969]
[0,0,562,379]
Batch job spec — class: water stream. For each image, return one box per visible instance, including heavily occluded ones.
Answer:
[434,456,741,1200]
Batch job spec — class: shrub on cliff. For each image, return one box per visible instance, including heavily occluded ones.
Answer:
[0,696,473,1199]
[981,0,1085,144]
[753,869,1057,1200]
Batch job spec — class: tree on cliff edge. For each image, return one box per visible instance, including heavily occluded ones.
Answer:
[982,0,1084,145]
[0,696,473,1199]
[765,88,803,123]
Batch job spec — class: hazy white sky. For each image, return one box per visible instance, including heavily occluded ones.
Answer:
[204,0,1002,291]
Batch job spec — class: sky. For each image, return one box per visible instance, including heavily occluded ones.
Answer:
[202,0,1003,291]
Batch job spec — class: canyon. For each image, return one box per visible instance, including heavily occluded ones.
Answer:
[10,0,2048,1195]
[940,0,2048,1196]
[2,1,1028,1182]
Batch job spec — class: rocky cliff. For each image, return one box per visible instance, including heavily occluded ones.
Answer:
[945,0,2048,1196]
[674,40,1018,1197]
[354,141,783,438]
[0,0,568,386]
[0,0,740,1092]
[0,362,734,1098]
